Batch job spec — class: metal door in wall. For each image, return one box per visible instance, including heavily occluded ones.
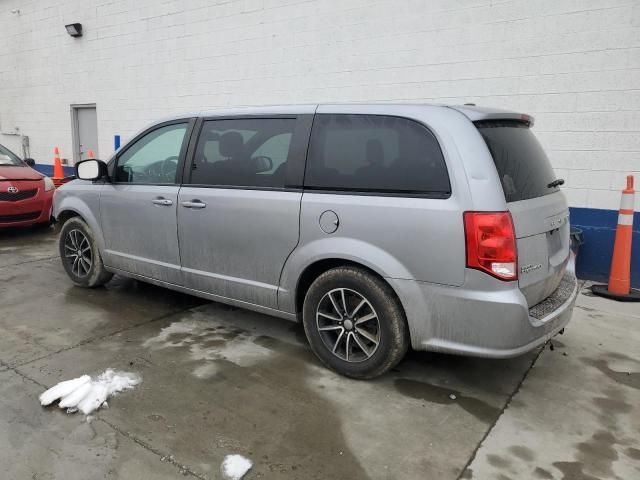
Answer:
[71,105,98,163]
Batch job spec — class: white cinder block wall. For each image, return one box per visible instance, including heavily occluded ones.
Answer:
[1,0,639,211]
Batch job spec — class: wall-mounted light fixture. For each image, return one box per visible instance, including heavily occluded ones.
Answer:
[65,23,83,37]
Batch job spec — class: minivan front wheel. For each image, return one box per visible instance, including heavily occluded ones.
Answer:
[59,217,113,288]
[302,266,409,379]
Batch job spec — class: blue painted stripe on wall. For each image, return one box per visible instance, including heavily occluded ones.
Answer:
[570,207,640,288]
[33,164,75,177]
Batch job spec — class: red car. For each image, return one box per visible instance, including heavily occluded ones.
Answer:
[0,144,55,228]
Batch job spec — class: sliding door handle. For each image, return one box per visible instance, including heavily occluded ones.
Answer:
[181,200,206,209]
[152,198,173,206]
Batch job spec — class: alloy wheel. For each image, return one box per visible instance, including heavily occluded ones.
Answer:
[315,288,381,363]
[64,229,92,278]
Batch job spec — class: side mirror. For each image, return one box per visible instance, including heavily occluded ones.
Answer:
[24,158,36,167]
[251,156,273,173]
[76,159,108,181]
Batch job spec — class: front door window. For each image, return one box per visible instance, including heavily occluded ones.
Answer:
[115,123,188,184]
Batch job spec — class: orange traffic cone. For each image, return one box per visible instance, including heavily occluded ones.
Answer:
[53,147,64,187]
[87,149,95,159]
[592,175,640,301]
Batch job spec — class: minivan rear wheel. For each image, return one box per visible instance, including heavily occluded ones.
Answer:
[59,217,113,288]
[302,266,409,379]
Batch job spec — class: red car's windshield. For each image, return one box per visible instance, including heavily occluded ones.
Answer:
[0,144,24,166]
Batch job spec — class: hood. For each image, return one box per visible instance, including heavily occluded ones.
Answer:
[0,165,44,181]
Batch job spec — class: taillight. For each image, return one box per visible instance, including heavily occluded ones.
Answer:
[464,211,517,281]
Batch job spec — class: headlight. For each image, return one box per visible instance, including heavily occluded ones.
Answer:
[43,176,55,191]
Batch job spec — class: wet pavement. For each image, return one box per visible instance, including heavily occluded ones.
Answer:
[1,226,639,479]
[464,291,640,480]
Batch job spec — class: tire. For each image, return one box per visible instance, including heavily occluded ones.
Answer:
[58,217,113,288]
[302,266,409,379]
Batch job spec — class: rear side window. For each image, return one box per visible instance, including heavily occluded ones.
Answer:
[304,114,450,195]
[476,121,560,202]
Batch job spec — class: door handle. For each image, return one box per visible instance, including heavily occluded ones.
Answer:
[181,200,206,209]
[152,198,173,206]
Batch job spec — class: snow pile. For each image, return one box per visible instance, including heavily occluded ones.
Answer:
[221,454,253,480]
[39,369,141,415]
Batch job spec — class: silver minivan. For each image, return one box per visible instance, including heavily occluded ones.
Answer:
[53,104,577,378]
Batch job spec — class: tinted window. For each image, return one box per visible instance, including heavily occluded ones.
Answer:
[476,121,559,202]
[189,119,296,188]
[304,114,450,194]
[115,123,188,183]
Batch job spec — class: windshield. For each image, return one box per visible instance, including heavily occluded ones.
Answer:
[476,120,560,202]
[0,144,23,166]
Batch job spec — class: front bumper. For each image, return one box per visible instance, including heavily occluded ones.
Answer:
[389,264,578,358]
[0,183,54,228]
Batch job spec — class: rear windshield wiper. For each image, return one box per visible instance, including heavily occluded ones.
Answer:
[547,178,565,188]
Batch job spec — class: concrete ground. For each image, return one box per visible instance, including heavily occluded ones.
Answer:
[0,226,638,480]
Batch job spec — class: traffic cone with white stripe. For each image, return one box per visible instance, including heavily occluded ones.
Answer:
[592,175,640,301]
[53,146,64,187]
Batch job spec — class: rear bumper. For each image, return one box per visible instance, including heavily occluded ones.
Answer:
[0,189,54,228]
[389,263,578,358]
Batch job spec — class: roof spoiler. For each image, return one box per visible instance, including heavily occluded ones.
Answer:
[448,105,535,127]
